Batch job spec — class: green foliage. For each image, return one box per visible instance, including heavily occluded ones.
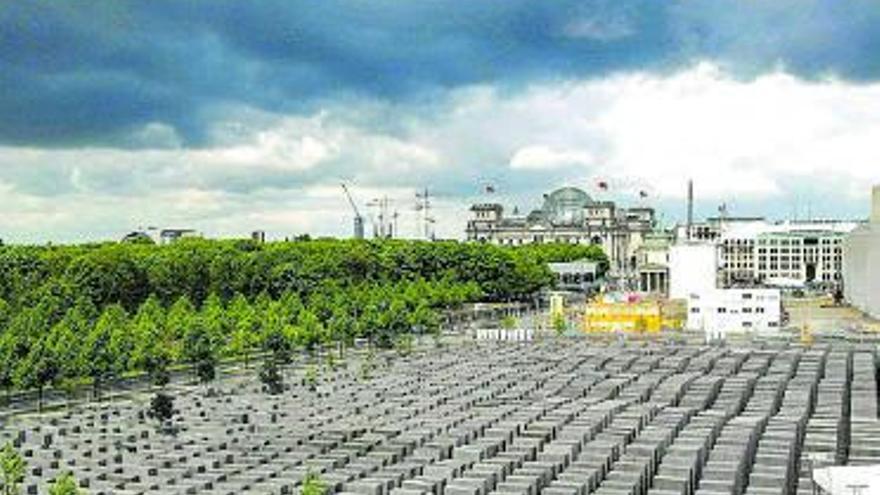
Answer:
[259,359,284,395]
[409,303,440,336]
[394,333,414,356]
[147,392,175,426]
[0,442,25,495]
[47,477,80,495]
[303,364,318,390]
[82,305,129,399]
[500,315,517,330]
[552,313,568,336]
[130,296,172,387]
[226,293,260,367]
[48,472,83,495]
[14,333,58,411]
[360,349,376,381]
[0,239,601,396]
[324,351,337,372]
[301,471,326,495]
[182,319,217,385]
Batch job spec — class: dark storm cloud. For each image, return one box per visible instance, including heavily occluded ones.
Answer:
[1,1,879,148]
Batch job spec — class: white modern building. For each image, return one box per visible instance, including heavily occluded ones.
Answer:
[677,216,766,243]
[843,185,880,320]
[467,186,655,274]
[669,240,782,340]
[668,243,719,300]
[686,288,782,341]
[160,228,201,245]
[716,220,859,288]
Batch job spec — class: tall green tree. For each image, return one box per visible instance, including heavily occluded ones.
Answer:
[226,293,259,368]
[49,311,87,407]
[296,309,326,352]
[130,295,172,387]
[82,305,128,400]
[0,442,25,495]
[182,318,217,385]
[14,334,58,412]
[0,333,18,405]
[327,307,356,358]
[201,293,229,350]
[165,295,196,362]
[409,302,440,337]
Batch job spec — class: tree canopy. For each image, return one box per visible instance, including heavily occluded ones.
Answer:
[0,238,606,396]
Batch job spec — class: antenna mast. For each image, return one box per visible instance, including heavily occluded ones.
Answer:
[416,187,435,240]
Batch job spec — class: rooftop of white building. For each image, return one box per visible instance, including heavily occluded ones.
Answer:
[719,218,863,240]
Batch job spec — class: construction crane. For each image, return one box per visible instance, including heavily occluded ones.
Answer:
[340,183,365,240]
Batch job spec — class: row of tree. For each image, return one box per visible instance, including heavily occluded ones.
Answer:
[0,238,604,311]
[0,278,474,406]
[0,239,607,402]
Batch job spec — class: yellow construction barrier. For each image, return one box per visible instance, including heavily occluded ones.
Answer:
[583,299,682,334]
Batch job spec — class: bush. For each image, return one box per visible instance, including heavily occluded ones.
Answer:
[301,471,326,495]
[0,442,25,495]
[147,392,175,426]
[259,360,284,395]
[48,472,83,495]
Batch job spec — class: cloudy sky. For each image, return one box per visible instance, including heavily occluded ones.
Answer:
[2,1,880,243]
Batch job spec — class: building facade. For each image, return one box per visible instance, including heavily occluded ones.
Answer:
[718,221,858,288]
[669,243,719,300]
[466,187,655,273]
[634,230,674,295]
[843,185,880,320]
[686,288,782,341]
[159,228,201,245]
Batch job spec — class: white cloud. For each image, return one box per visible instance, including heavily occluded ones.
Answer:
[2,62,880,242]
[434,62,880,203]
[126,122,184,149]
[509,146,595,170]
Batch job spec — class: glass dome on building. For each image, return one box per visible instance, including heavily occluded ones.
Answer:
[540,187,594,226]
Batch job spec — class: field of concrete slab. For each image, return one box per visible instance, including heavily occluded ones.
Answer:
[2,338,879,495]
